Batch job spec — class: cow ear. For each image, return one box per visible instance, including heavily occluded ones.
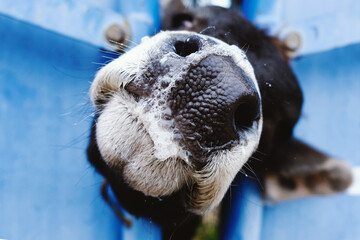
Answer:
[264,139,353,202]
[160,0,192,30]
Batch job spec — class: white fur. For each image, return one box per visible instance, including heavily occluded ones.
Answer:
[91,31,263,213]
[265,158,353,202]
[190,120,262,214]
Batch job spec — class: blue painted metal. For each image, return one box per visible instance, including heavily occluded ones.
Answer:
[0,0,126,49]
[0,13,117,240]
[2,0,360,239]
[241,0,360,56]
[222,177,262,240]
[261,43,360,240]
[117,0,161,47]
[0,0,161,239]
[224,44,360,240]
[225,1,360,238]
[0,0,160,50]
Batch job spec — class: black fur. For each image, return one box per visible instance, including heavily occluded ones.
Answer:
[87,5,347,240]
[88,118,201,239]
[87,6,302,239]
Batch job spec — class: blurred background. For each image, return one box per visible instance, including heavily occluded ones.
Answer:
[0,0,359,239]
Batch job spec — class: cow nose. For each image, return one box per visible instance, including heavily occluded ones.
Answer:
[174,35,202,57]
[168,55,261,161]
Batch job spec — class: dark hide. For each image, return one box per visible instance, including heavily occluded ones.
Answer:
[87,5,352,240]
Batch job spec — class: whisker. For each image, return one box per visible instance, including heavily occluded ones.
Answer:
[199,25,216,34]
[74,112,96,126]
[250,156,264,162]
[239,168,248,176]
[107,39,130,50]
[59,112,72,117]
[243,162,264,190]
[101,55,117,60]
[240,43,250,54]
[123,37,140,46]
[238,170,256,181]
[169,213,193,240]
[108,39,125,46]
[99,48,121,56]
[255,149,267,156]
[92,62,107,66]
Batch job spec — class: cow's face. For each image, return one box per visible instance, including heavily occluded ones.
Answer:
[90,31,262,214]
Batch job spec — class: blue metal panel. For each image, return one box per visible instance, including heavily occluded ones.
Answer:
[2,1,359,239]
[260,43,360,240]
[292,45,360,165]
[0,0,125,48]
[0,13,118,240]
[0,0,160,49]
[117,0,161,47]
[241,0,360,56]
[223,38,360,240]
[221,177,263,240]
[0,1,161,239]
[224,1,360,239]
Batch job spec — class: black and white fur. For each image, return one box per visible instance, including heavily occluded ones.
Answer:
[87,2,352,239]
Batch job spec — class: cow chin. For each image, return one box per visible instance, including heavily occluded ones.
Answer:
[94,89,262,214]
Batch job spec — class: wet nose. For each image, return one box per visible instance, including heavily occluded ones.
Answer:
[168,55,261,161]
[174,35,202,57]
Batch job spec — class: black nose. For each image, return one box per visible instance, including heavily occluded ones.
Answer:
[168,55,261,161]
[174,35,202,57]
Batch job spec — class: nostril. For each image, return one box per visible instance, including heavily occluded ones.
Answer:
[233,96,261,132]
[174,35,201,57]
